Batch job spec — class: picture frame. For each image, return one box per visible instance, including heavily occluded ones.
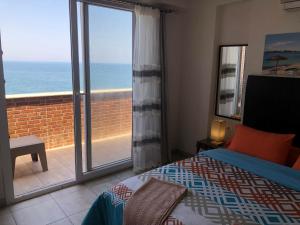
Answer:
[262,32,300,76]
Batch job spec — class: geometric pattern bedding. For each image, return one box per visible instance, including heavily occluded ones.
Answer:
[82,150,300,225]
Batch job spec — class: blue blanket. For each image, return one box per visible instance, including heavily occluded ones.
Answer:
[202,149,300,192]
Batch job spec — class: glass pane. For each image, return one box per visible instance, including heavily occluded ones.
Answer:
[88,5,132,168]
[0,0,75,196]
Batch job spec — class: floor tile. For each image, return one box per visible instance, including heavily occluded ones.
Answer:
[13,175,44,196]
[69,210,88,225]
[53,189,96,216]
[85,181,110,196]
[36,167,75,186]
[14,161,36,179]
[10,194,52,213]
[13,135,131,196]
[3,164,137,225]
[50,185,87,200]
[0,207,11,216]
[115,169,135,181]
[0,214,16,225]
[84,177,115,196]
[49,218,72,225]
[83,169,134,195]
[12,199,66,225]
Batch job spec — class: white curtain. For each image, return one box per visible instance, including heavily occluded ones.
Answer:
[132,6,162,172]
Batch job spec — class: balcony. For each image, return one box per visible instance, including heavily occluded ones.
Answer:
[6,90,132,196]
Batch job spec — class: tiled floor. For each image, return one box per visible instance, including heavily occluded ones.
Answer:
[1,151,188,225]
[1,169,135,225]
[13,134,131,196]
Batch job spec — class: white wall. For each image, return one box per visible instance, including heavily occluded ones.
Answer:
[145,0,188,153]
[177,0,300,154]
[175,0,242,154]
[165,11,185,151]
[216,0,300,137]
[218,0,300,76]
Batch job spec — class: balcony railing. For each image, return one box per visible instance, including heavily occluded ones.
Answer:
[6,89,132,150]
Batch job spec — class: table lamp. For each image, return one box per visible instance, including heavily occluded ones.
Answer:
[210,119,226,144]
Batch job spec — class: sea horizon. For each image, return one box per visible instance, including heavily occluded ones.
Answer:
[3,60,132,65]
[3,61,132,95]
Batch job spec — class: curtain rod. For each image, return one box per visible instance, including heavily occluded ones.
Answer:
[81,0,174,13]
[118,0,174,12]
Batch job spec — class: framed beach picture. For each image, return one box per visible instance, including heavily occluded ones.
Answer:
[262,32,300,76]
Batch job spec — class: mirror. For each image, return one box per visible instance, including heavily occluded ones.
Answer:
[215,45,247,120]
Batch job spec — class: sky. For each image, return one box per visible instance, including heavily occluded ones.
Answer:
[265,32,300,52]
[0,0,132,64]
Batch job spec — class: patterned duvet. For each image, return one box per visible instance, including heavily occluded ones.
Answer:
[83,149,300,225]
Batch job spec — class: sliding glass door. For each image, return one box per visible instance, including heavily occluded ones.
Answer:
[77,2,133,172]
[0,0,133,203]
[0,0,76,198]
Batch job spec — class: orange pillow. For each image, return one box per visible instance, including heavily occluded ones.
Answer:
[293,156,300,170]
[228,125,295,164]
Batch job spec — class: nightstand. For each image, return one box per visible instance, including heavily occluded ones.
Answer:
[196,138,224,152]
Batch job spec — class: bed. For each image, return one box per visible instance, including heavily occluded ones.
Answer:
[83,75,300,225]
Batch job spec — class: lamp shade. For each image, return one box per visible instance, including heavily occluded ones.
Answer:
[210,119,226,142]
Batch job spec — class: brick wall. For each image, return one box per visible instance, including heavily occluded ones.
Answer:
[6,90,132,150]
[90,91,132,140]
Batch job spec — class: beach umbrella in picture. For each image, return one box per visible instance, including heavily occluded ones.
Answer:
[267,55,288,75]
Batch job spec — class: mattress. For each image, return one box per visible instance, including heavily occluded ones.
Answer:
[82,149,300,225]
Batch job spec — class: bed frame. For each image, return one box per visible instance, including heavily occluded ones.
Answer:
[243,75,300,148]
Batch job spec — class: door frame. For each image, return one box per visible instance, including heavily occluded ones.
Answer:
[80,1,93,171]
[74,0,134,177]
[0,33,15,204]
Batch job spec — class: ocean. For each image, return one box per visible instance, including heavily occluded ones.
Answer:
[3,61,132,95]
[263,51,300,69]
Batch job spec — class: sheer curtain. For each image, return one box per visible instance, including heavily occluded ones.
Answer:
[132,6,163,172]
